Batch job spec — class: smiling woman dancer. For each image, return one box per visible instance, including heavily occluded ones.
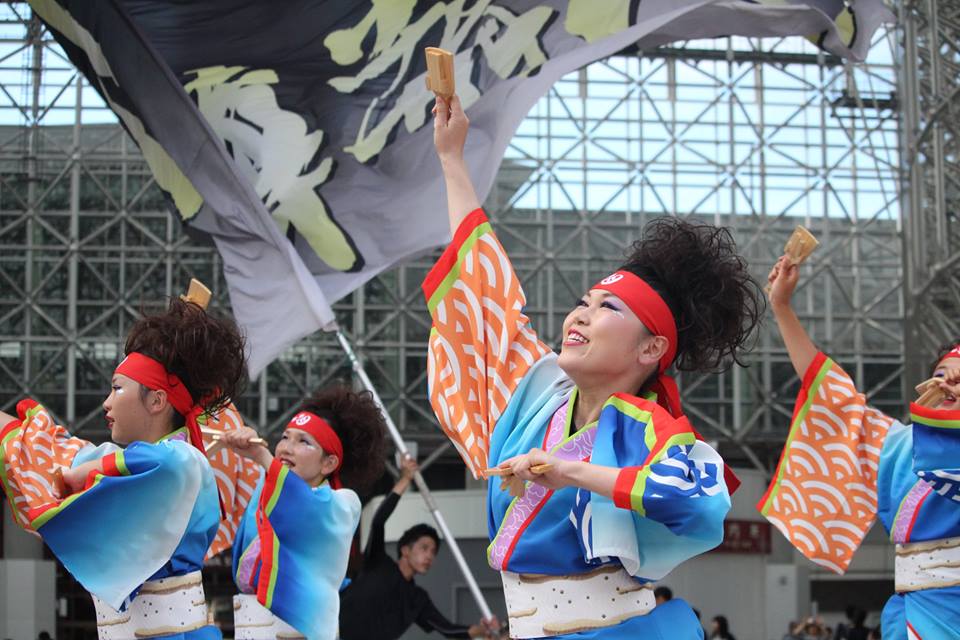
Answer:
[0,298,246,639]
[425,95,763,639]
[759,256,960,639]
[220,385,386,640]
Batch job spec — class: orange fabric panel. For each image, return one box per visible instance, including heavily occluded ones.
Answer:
[425,212,551,477]
[201,404,263,559]
[759,354,893,574]
[1,401,89,530]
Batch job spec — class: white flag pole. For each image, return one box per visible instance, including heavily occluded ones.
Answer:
[334,330,495,621]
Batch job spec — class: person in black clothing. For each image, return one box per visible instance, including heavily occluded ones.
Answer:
[709,615,737,640]
[339,455,500,640]
[834,606,870,640]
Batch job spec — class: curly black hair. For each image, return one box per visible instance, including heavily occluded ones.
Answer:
[929,340,960,374]
[296,385,387,495]
[124,297,248,417]
[619,217,764,373]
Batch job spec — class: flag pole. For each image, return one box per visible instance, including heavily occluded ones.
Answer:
[334,330,495,621]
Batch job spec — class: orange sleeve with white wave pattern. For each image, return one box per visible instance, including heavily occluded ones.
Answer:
[758,352,894,573]
[200,403,263,559]
[422,209,551,478]
[1,400,90,530]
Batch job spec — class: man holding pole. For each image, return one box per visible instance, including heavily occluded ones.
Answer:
[338,455,500,640]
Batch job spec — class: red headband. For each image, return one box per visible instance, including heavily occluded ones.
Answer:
[115,352,207,456]
[944,345,960,362]
[286,411,344,489]
[592,271,678,374]
[590,270,681,417]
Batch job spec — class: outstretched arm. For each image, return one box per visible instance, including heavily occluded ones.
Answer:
[500,445,725,534]
[497,450,619,499]
[363,458,417,564]
[220,426,273,469]
[767,256,818,378]
[434,95,481,235]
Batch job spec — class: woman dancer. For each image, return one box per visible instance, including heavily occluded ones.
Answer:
[760,256,960,638]
[221,385,386,640]
[0,297,246,639]
[425,95,763,639]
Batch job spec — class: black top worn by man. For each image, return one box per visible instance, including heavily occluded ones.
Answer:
[338,457,494,640]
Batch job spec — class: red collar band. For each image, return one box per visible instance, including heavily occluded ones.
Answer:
[286,411,344,489]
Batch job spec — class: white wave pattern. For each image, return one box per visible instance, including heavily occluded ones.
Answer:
[427,224,550,477]
[920,468,960,503]
[1,404,89,529]
[202,404,262,559]
[762,358,893,574]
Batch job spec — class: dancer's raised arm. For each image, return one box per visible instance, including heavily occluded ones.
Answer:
[760,254,895,575]
[767,255,817,377]
[424,93,552,478]
[434,95,481,234]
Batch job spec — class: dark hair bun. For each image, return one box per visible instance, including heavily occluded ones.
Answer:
[298,385,387,494]
[124,297,247,413]
[620,217,764,372]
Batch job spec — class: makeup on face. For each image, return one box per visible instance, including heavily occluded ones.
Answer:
[275,427,329,486]
[557,289,654,389]
[102,374,152,445]
[931,356,960,409]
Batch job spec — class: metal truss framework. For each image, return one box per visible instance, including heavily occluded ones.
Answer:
[0,3,911,476]
[900,0,960,384]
